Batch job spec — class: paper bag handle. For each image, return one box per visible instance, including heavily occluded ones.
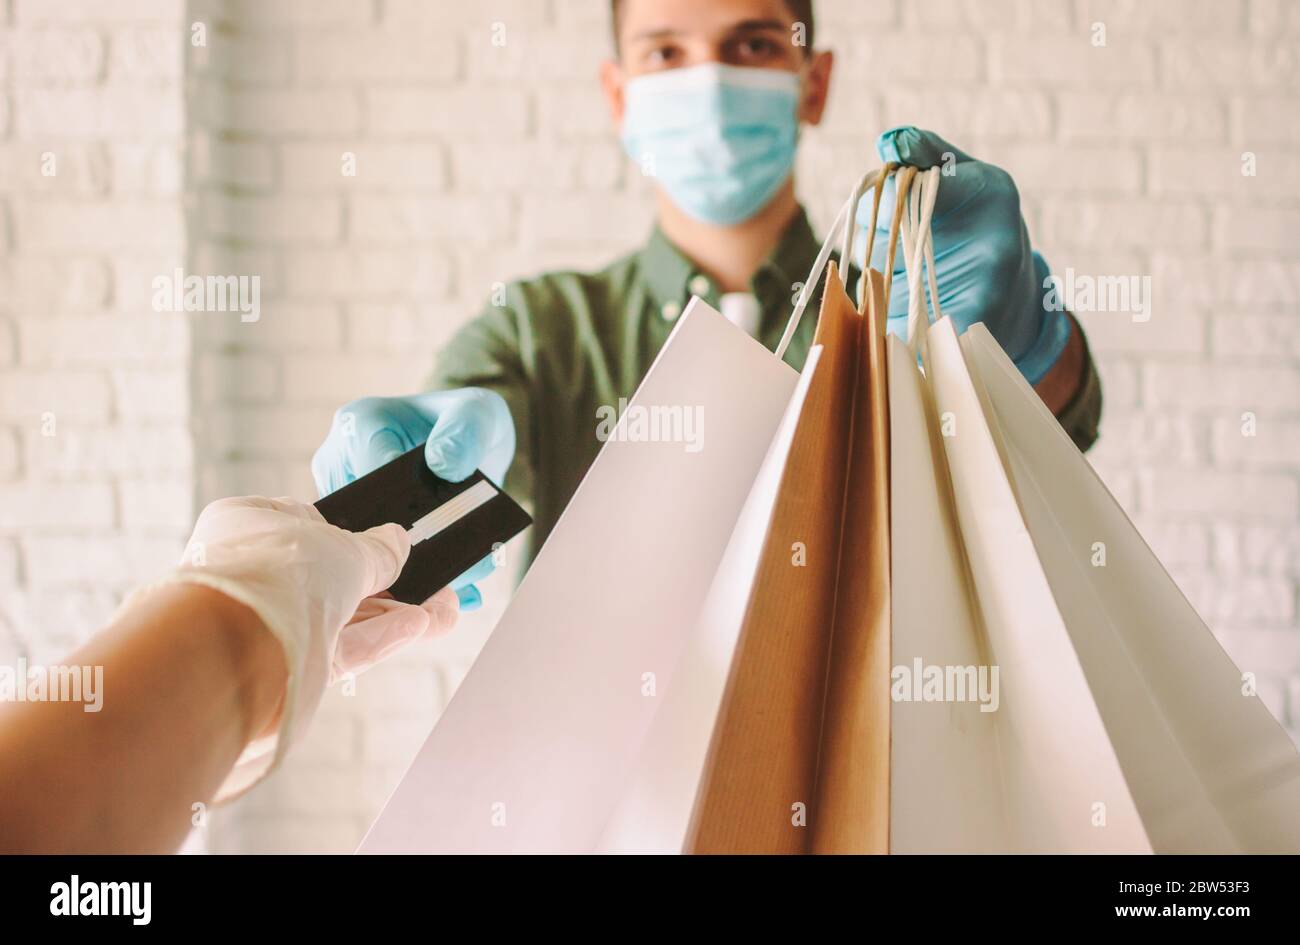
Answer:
[899,166,943,356]
[776,165,892,360]
[774,163,942,362]
[881,166,917,316]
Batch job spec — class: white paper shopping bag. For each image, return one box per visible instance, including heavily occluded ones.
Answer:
[595,346,824,853]
[961,322,1300,853]
[887,332,1006,852]
[358,298,799,853]
[925,315,1150,852]
[883,167,1141,851]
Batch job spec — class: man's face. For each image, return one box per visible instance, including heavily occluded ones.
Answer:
[600,0,832,129]
[619,0,806,75]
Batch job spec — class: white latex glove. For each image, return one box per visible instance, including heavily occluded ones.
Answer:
[157,496,458,800]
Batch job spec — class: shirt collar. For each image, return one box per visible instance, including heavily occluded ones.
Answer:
[638,205,823,318]
[754,205,821,309]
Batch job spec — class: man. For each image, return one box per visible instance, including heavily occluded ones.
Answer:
[312,0,1101,606]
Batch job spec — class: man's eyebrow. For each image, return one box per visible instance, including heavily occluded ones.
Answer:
[726,18,791,34]
[628,19,790,43]
[627,27,684,42]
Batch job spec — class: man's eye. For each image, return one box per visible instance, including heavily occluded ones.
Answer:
[736,37,781,60]
[646,45,681,67]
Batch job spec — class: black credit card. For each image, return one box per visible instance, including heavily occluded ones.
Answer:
[314,447,532,605]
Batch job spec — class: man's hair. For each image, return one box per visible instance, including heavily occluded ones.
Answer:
[610,0,816,54]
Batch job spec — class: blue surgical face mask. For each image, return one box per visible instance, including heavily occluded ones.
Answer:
[620,63,801,226]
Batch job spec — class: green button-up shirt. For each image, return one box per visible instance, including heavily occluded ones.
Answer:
[428,206,1101,567]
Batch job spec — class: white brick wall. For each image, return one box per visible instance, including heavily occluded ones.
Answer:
[187,0,534,853]
[2,0,1298,853]
[0,0,192,675]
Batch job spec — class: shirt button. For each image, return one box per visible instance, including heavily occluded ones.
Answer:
[688,274,711,296]
[660,300,681,322]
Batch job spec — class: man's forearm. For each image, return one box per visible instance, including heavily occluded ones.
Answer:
[0,583,285,853]
[1033,312,1102,452]
[1033,312,1086,415]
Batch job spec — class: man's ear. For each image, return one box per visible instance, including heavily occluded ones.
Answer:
[599,59,628,130]
[797,49,833,126]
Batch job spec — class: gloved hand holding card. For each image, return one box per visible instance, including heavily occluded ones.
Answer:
[314,446,532,606]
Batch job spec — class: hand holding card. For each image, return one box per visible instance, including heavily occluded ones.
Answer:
[314,447,532,605]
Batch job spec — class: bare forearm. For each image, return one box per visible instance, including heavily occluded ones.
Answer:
[1033,312,1086,416]
[0,583,285,853]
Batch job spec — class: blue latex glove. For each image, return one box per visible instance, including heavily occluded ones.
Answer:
[856,126,1070,384]
[311,388,517,611]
